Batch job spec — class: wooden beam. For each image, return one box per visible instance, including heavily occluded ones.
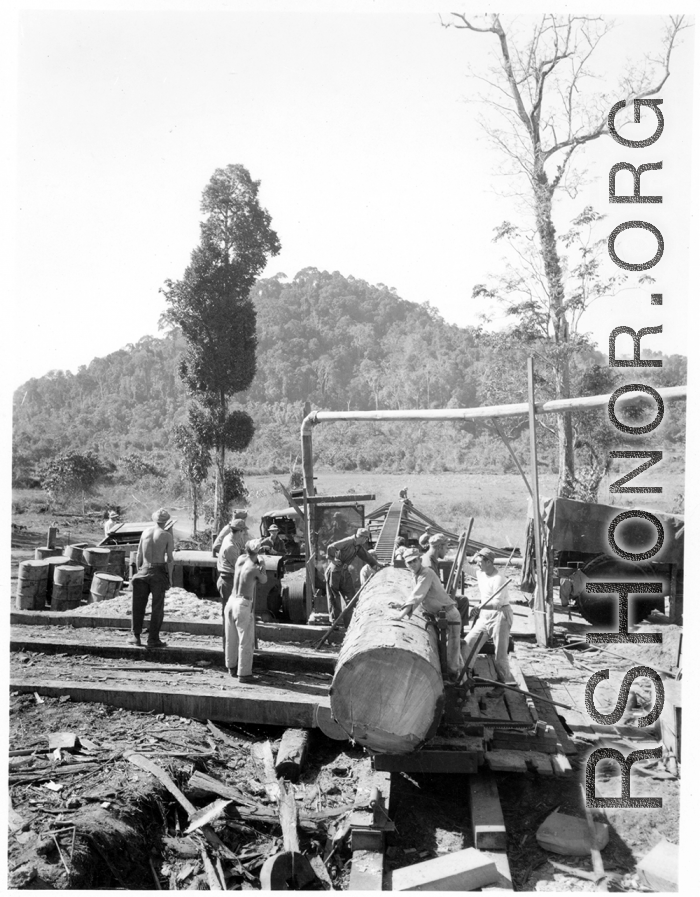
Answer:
[468,774,506,850]
[10,611,344,645]
[373,750,479,774]
[10,678,327,729]
[305,493,376,504]
[348,761,391,891]
[9,636,336,674]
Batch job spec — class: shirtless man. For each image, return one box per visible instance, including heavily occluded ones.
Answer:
[129,508,174,648]
[226,540,267,683]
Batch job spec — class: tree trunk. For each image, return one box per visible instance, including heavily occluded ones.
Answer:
[533,163,576,496]
[192,482,199,537]
[330,567,445,754]
[214,444,226,535]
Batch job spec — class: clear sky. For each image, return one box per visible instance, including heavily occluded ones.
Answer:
[5,3,696,393]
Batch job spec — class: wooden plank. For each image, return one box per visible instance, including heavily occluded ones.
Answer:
[508,656,539,724]
[10,678,324,729]
[10,636,336,674]
[348,761,391,891]
[551,754,573,776]
[480,849,514,891]
[427,736,485,763]
[491,735,558,755]
[524,677,577,755]
[525,753,555,776]
[467,774,506,850]
[252,741,280,802]
[484,750,528,774]
[502,685,534,724]
[373,751,479,774]
[10,611,344,645]
[349,850,384,891]
[391,847,499,891]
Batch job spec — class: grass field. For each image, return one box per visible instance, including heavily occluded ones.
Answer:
[12,467,685,552]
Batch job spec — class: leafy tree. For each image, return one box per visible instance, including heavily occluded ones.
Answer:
[173,425,211,535]
[161,165,281,529]
[38,451,111,513]
[447,13,686,495]
[118,453,164,480]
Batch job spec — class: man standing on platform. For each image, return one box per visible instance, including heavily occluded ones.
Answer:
[216,518,249,652]
[226,540,267,683]
[129,508,174,648]
[396,547,462,680]
[462,548,513,695]
[325,527,380,625]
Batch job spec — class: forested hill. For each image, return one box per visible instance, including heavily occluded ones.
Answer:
[12,268,686,480]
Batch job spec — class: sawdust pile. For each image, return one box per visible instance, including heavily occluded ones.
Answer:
[70,588,221,621]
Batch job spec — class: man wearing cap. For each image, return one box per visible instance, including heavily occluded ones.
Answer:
[129,508,174,648]
[225,540,267,683]
[423,534,447,577]
[397,547,462,680]
[216,518,249,651]
[360,549,379,586]
[325,528,380,625]
[462,548,513,695]
[212,509,248,557]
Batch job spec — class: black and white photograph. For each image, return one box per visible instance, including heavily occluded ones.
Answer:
[6,2,695,891]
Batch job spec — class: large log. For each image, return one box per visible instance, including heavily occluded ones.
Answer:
[330,567,444,753]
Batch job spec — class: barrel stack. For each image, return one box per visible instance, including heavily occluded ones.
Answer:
[330,567,445,754]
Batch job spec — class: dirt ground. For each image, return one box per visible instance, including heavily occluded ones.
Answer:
[9,506,682,891]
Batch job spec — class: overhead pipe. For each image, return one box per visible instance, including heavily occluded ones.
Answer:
[299,384,687,608]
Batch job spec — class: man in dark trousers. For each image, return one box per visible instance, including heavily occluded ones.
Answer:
[325,527,380,625]
[129,508,174,648]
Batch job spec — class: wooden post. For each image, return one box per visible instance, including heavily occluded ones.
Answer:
[47,527,58,549]
[546,544,554,644]
[527,358,548,648]
[301,416,316,621]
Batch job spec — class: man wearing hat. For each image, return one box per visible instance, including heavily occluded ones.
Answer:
[397,547,462,680]
[226,540,267,682]
[212,509,249,557]
[462,548,513,695]
[103,510,121,539]
[263,524,286,556]
[325,527,381,625]
[216,518,249,651]
[129,508,174,648]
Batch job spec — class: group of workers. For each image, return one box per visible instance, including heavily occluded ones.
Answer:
[325,525,513,694]
[126,506,512,695]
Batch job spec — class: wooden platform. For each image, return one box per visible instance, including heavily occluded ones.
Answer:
[10,610,344,645]
[10,633,336,674]
[10,670,331,729]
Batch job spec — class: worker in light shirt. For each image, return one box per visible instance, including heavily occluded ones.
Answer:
[462,547,513,695]
[396,547,462,680]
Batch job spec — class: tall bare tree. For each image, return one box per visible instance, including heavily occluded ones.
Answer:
[447,13,686,495]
